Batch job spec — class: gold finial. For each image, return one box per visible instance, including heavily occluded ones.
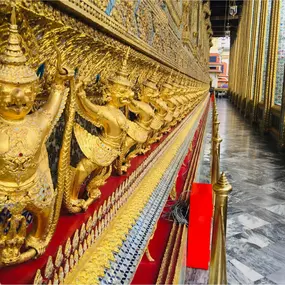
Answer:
[109,46,132,87]
[213,172,232,194]
[11,6,16,25]
[175,70,181,83]
[0,7,37,84]
[152,64,159,78]
[122,46,130,73]
[143,64,160,89]
[144,63,160,88]
[165,69,173,84]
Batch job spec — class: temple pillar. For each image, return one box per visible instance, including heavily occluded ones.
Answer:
[245,0,261,118]
[252,0,272,123]
[262,0,281,132]
[239,0,253,113]
[279,70,285,147]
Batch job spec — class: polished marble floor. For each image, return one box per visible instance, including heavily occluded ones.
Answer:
[186,99,285,285]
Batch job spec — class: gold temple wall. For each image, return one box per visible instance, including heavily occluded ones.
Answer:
[0,0,211,283]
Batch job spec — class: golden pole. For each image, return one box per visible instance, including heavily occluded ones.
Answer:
[245,0,261,117]
[252,0,268,123]
[211,100,222,185]
[262,0,281,132]
[209,173,232,285]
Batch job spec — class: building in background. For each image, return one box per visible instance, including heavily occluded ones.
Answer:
[209,37,230,88]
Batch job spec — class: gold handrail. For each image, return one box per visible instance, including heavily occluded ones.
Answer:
[209,173,232,284]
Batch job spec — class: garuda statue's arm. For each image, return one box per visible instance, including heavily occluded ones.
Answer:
[39,45,73,137]
[128,100,139,113]
[75,82,103,128]
[151,98,167,112]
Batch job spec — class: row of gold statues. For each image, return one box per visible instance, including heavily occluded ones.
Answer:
[0,8,208,267]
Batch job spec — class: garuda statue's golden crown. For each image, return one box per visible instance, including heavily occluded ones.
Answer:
[109,46,132,87]
[143,64,159,90]
[0,7,37,85]
[161,70,173,89]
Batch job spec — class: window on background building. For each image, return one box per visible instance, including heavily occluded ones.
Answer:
[209,56,217,62]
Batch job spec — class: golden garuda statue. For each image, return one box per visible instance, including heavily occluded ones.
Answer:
[122,66,162,157]
[132,65,173,137]
[137,65,167,146]
[112,48,149,175]
[159,71,181,127]
[0,8,73,266]
[172,74,190,117]
[63,47,148,213]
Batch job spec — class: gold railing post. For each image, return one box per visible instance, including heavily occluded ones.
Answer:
[209,173,232,285]
[211,99,223,185]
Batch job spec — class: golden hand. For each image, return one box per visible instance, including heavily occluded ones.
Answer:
[54,40,74,85]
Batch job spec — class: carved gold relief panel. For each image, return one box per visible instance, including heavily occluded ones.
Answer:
[190,0,200,49]
[0,0,210,269]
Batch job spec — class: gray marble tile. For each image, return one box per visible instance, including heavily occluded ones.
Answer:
[229,213,269,230]
[229,201,263,213]
[269,191,285,201]
[227,219,245,237]
[252,223,285,243]
[228,196,243,205]
[244,197,284,208]
[267,267,285,284]
[232,237,283,276]
[226,228,283,276]
[227,259,254,285]
[243,176,284,187]
[238,229,273,248]
[263,181,285,193]
[185,268,209,284]
[228,205,245,217]
[266,204,285,217]
[229,259,263,282]
[260,243,285,264]
[251,208,285,224]
[254,277,277,284]
[227,234,263,261]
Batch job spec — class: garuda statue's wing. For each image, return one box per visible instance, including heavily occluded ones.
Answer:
[75,96,104,129]
[150,115,163,131]
[74,123,119,166]
[126,121,148,143]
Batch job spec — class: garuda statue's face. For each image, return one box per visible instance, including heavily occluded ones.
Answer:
[160,85,172,98]
[142,86,158,100]
[110,82,134,107]
[0,82,37,120]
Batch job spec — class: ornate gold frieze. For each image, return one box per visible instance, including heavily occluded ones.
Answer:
[42,0,209,82]
[164,0,183,30]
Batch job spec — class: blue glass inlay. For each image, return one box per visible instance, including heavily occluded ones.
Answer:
[134,0,141,37]
[36,63,45,79]
[105,0,116,16]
